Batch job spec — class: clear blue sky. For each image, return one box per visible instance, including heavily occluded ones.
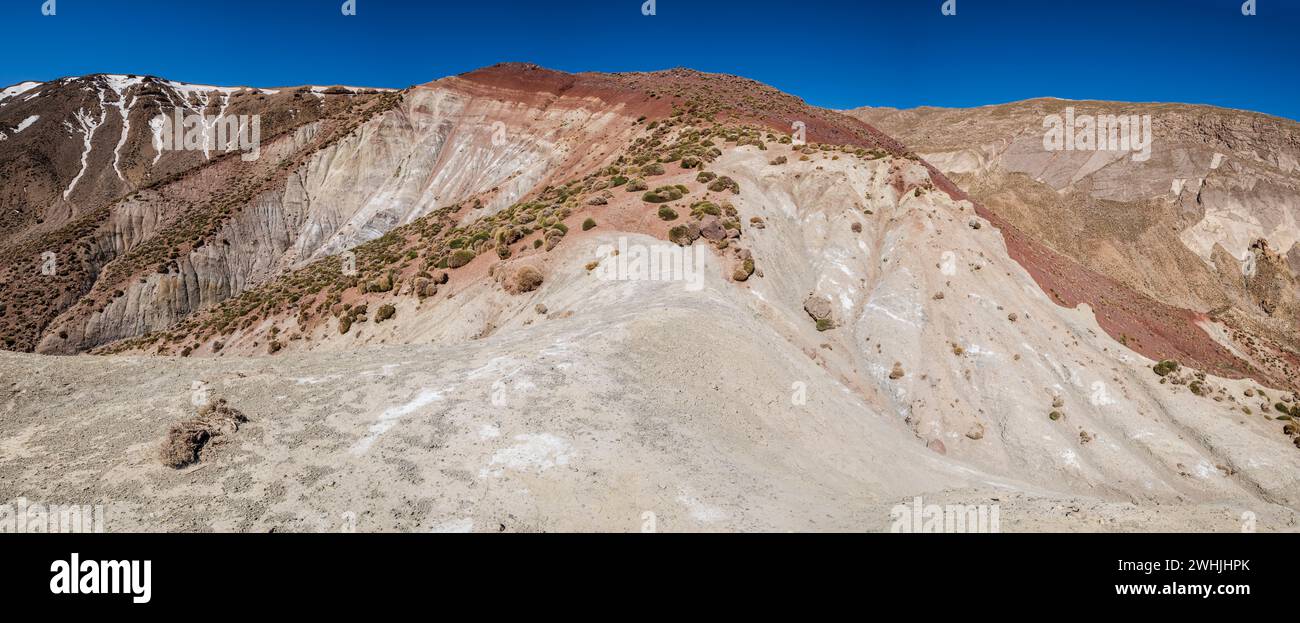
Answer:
[2,0,1297,119]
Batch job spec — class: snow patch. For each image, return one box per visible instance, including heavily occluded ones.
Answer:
[0,81,42,105]
[14,115,39,133]
[62,89,108,199]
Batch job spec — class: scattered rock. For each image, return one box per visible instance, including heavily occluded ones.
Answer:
[700,216,727,241]
[804,296,835,331]
[889,362,905,380]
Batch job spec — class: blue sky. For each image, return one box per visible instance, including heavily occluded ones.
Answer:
[2,0,1297,119]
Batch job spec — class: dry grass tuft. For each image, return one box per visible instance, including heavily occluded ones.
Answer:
[159,399,249,469]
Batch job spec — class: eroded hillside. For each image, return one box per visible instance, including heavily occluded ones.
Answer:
[2,66,1299,532]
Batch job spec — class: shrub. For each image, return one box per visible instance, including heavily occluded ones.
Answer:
[626,178,648,192]
[582,218,597,231]
[368,271,395,293]
[658,206,679,221]
[376,304,396,323]
[1152,360,1179,377]
[733,259,755,282]
[448,249,476,268]
[696,171,717,183]
[339,316,353,334]
[643,185,685,203]
[159,400,248,469]
[690,201,720,218]
[668,226,691,246]
[708,176,740,194]
[641,163,665,176]
[510,266,544,294]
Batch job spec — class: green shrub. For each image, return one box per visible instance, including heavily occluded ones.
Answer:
[1152,360,1179,377]
[582,218,597,231]
[690,201,720,217]
[643,185,685,203]
[668,226,692,246]
[708,176,740,193]
[376,304,396,323]
[658,207,679,221]
[448,249,476,268]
